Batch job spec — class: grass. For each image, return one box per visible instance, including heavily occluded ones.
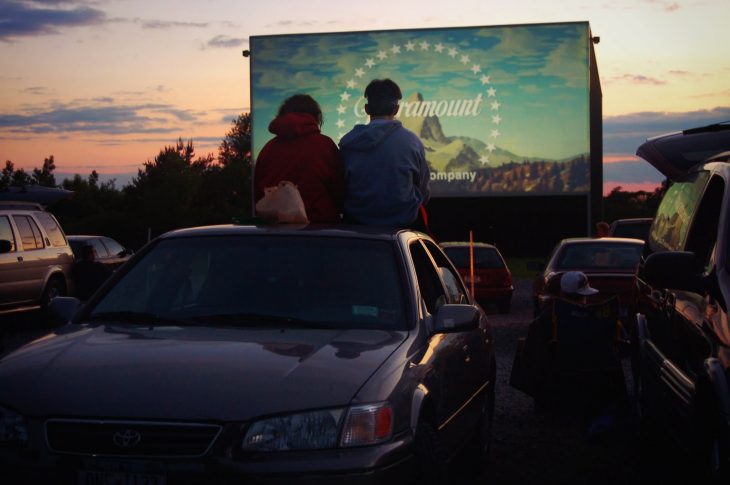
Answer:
[506,256,543,279]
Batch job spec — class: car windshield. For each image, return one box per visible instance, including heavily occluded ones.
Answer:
[89,235,407,329]
[555,242,643,270]
[443,247,504,269]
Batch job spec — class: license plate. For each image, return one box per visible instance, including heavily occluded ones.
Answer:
[465,275,482,283]
[79,470,166,485]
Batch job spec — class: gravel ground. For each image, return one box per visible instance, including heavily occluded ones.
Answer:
[0,280,702,484]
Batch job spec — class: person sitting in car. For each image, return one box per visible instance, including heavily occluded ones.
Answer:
[72,244,112,301]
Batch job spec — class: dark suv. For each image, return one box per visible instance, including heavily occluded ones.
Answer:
[633,121,730,479]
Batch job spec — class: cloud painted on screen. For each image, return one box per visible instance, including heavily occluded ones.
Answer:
[0,0,105,40]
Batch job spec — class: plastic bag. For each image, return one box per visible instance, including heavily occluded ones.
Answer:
[255,180,309,224]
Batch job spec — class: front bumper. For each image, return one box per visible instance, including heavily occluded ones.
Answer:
[2,432,416,485]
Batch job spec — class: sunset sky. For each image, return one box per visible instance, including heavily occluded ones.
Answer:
[1,0,729,194]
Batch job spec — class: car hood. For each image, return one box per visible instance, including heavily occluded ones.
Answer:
[635,122,730,180]
[0,324,407,421]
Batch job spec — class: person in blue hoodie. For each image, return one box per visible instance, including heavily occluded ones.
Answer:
[339,79,431,229]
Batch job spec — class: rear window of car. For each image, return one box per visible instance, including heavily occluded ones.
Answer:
[33,211,67,247]
[0,216,16,251]
[610,222,652,240]
[91,235,408,329]
[443,247,505,270]
[12,215,44,250]
[556,242,643,270]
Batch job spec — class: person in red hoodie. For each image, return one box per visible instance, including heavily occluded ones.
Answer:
[254,94,344,223]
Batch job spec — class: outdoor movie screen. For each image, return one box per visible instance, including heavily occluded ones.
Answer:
[250,22,591,197]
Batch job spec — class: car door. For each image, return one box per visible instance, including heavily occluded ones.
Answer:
[9,214,48,303]
[424,239,490,425]
[408,238,481,452]
[0,214,26,306]
[639,171,720,444]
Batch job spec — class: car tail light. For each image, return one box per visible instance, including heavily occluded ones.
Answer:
[340,403,392,447]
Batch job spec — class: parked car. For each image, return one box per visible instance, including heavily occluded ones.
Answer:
[0,201,74,314]
[608,217,653,241]
[531,237,644,316]
[633,121,730,479]
[67,235,133,271]
[0,224,496,484]
[440,241,513,313]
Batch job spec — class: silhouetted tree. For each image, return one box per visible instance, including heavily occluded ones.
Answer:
[1,160,32,189]
[32,155,57,187]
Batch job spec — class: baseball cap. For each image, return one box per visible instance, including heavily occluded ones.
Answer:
[560,271,599,296]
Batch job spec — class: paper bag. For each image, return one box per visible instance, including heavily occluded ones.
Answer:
[255,180,309,224]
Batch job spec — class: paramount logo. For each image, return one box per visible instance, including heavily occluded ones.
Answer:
[353,93,484,119]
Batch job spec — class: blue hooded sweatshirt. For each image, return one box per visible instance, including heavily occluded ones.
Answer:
[338,120,430,227]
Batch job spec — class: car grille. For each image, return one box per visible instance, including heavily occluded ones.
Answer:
[46,419,222,457]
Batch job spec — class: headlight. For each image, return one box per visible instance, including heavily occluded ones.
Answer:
[240,402,394,452]
[0,405,28,445]
[241,408,344,451]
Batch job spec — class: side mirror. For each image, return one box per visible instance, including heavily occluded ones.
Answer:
[644,251,706,294]
[49,296,82,323]
[433,304,479,334]
[0,239,12,253]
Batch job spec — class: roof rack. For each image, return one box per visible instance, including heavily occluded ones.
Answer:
[0,200,45,211]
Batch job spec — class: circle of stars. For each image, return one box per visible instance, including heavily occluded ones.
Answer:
[333,37,503,167]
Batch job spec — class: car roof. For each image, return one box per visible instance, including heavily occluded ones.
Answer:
[636,121,730,180]
[67,235,102,240]
[440,241,497,249]
[611,218,652,225]
[559,237,645,246]
[158,224,416,242]
[0,201,45,211]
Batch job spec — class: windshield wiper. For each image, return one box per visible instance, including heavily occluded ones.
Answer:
[87,311,195,326]
[191,312,336,328]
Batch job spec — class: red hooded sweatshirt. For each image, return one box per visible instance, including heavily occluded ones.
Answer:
[254,112,344,223]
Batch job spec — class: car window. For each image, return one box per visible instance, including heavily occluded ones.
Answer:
[410,241,447,314]
[102,237,125,256]
[423,241,469,304]
[89,238,109,258]
[685,175,724,273]
[649,170,709,252]
[91,236,407,329]
[556,242,643,270]
[611,222,652,240]
[12,215,44,250]
[0,216,16,251]
[443,246,504,269]
[34,211,67,247]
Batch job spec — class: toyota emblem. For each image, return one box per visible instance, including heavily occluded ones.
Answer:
[112,429,142,448]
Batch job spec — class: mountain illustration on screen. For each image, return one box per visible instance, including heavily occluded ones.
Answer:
[399,92,590,194]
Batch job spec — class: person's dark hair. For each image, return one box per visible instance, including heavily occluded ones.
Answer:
[364,79,402,116]
[277,94,323,127]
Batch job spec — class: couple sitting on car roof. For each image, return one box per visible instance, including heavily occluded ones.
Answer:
[253,78,431,232]
[511,271,626,415]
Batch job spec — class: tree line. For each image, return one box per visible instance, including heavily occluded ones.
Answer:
[1,114,252,251]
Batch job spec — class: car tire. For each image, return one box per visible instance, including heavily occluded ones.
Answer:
[414,423,449,485]
[41,275,66,320]
[465,385,495,471]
